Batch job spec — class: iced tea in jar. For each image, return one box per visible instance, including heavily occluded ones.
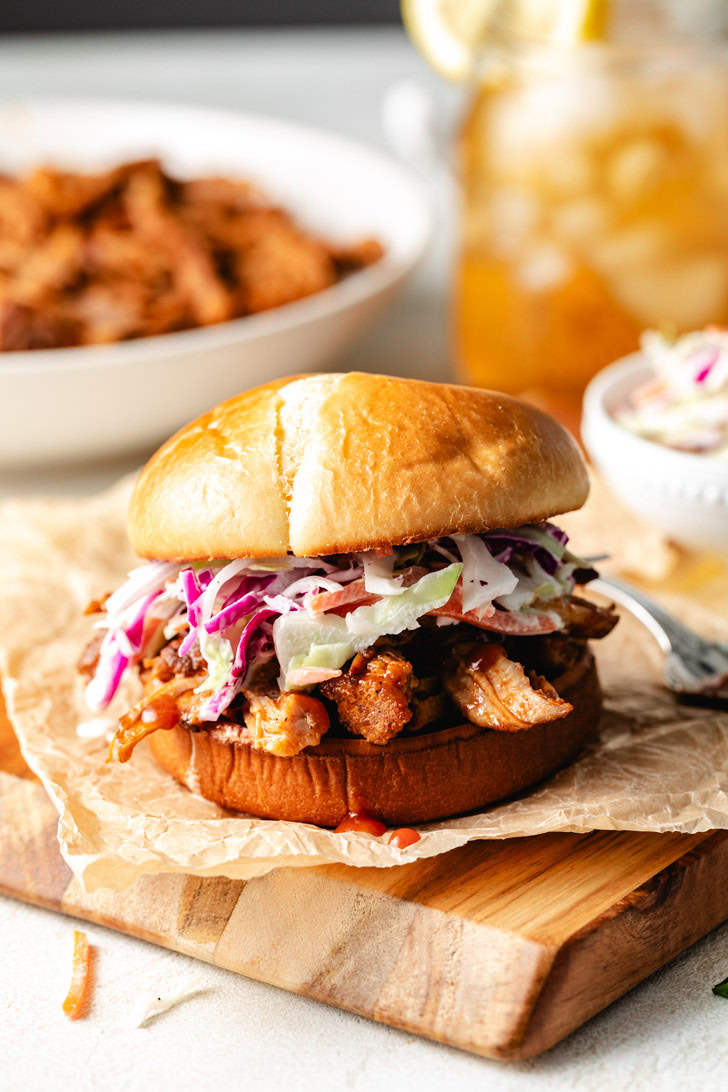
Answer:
[456,1,728,406]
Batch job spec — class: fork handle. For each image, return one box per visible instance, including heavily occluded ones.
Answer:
[590,576,692,656]
[590,575,728,695]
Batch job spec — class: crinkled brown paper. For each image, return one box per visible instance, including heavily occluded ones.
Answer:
[0,475,727,892]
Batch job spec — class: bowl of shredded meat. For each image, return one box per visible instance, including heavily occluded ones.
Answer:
[0,98,430,464]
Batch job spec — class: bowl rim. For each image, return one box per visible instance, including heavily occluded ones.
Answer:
[582,350,728,481]
[0,95,432,378]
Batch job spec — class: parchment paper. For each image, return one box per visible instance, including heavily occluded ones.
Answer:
[1,476,727,892]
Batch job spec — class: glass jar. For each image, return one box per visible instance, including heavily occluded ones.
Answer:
[456,0,728,411]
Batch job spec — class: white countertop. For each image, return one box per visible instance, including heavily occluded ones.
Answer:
[3,888,728,1092]
[1,28,728,1090]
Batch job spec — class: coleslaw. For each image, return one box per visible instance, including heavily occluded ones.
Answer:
[617,327,728,457]
[85,523,593,724]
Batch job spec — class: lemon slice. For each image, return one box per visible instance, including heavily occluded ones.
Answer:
[401,0,500,82]
[402,0,610,82]
[551,0,609,45]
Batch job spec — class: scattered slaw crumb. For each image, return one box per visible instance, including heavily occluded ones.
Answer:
[134,977,208,1028]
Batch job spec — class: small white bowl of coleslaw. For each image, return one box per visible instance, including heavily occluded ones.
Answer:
[582,328,728,558]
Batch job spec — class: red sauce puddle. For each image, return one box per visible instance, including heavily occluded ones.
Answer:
[333,814,422,849]
[334,811,387,836]
[388,828,421,849]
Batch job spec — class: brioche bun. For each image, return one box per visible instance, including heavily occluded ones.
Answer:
[147,651,599,827]
[128,373,588,561]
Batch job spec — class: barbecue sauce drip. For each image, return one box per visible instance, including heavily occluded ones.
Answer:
[112,690,185,763]
[388,828,421,849]
[141,694,180,732]
[468,642,502,674]
[334,811,387,836]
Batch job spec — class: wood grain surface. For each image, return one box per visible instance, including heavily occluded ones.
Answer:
[0,687,32,779]
[2,690,727,1060]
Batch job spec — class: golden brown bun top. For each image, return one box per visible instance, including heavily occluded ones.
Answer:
[128,373,589,559]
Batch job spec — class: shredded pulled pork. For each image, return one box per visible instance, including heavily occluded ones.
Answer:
[320,650,415,745]
[149,639,206,680]
[537,596,618,640]
[443,643,573,732]
[95,586,613,763]
[78,631,104,676]
[113,658,330,761]
[242,690,329,756]
[507,632,587,680]
[408,673,447,731]
[112,677,201,762]
[0,158,383,351]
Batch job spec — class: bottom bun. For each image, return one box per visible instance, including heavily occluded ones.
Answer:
[147,650,601,827]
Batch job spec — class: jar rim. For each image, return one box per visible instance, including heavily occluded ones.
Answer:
[483,0,728,57]
[476,28,728,83]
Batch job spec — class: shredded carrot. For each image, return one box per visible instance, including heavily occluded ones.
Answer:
[63,930,92,1020]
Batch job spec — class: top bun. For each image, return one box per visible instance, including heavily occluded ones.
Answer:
[128,373,589,560]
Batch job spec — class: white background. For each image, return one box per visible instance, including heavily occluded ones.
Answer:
[1,27,727,1090]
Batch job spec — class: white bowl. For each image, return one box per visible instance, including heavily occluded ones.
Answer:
[0,98,431,465]
[582,353,728,557]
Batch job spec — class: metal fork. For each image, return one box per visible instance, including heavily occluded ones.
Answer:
[591,575,728,699]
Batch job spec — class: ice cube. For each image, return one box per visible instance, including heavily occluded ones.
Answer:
[540,150,595,196]
[589,223,668,277]
[488,72,622,174]
[488,186,542,256]
[517,241,572,291]
[552,197,610,244]
[611,255,728,328]
[607,139,669,202]
[670,68,728,143]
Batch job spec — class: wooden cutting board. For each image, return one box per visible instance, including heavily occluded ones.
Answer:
[2,694,728,1061]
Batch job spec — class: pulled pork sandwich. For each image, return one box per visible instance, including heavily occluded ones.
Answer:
[80,373,616,826]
